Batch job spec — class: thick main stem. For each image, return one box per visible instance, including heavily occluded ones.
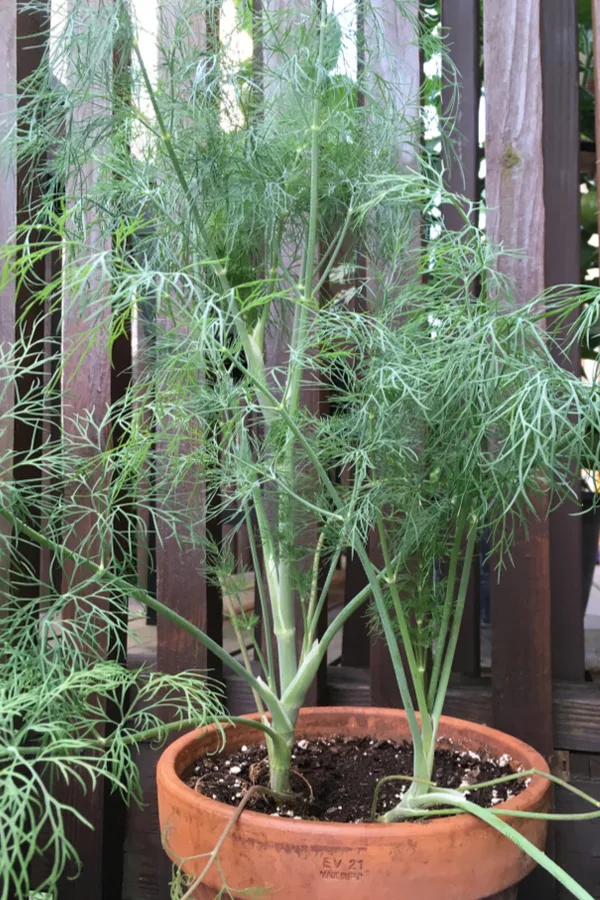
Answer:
[268,733,294,793]
[273,0,328,697]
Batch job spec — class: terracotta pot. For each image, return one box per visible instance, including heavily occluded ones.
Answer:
[157,707,551,900]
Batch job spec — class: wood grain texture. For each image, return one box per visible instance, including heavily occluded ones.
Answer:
[122,744,162,900]
[483,0,554,760]
[13,1,50,623]
[328,666,600,753]
[542,0,584,683]
[0,0,16,548]
[453,558,481,678]
[594,0,600,196]
[56,1,127,894]
[154,0,222,683]
[152,9,221,895]
[156,497,220,674]
[367,0,420,709]
[442,0,480,222]
[341,550,370,667]
[442,0,482,678]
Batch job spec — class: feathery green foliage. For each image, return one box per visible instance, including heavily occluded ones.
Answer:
[2,0,600,896]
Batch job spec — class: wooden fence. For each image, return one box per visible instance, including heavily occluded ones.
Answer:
[2,0,600,898]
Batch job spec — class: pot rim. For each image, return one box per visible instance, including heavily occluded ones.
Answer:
[157,706,551,840]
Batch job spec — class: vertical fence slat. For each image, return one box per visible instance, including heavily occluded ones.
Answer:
[368,0,420,708]
[153,9,223,892]
[340,2,371,673]
[441,0,480,226]
[156,503,221,674]
[485,26,554,899]
[0,0,16,553]
[484,0,554,758]
[154,2,222,684]
[543,0,584,683]
[13,1,45,611]
[56,0,129,893]
[594,0,600,198]
[442,0,482,679]
[341,549,370,668]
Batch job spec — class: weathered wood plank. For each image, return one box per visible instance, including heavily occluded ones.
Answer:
[447,680,600,756]
[154,2,222,683]
[542,0,585,683]
[122,744,162,900]
[483,0,554,761]
[328,666,600,753]
[595,0,600,195]
[13,0,48,607]
[341,551,370,668]
[56,1,129,894]
[0,0,17,554]
[442,0,480,225]
[149,9,222,896]
[442,0,482,679]
[367,0,420,709]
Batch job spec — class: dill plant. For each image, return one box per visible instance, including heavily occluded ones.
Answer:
[3,1,600,897]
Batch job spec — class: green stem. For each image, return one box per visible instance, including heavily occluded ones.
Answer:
[300,531,326,659]
[431,515,478,731]
[244,505,276,690]
[379,807,600,822]
[249,481,287,679]
[314,202,354,296]
[274,0,329,698]
[304,542,342,654]
[222,346,341,509]
[280,544,410,713]
[372,774,437,821]
[354,543,428,778]
[417,793,596,900]
[252,477,297,696]
[376,513,433,757]
[314,545,409,663]
[461,767,600,811]
[428,504,468,708]
[269,736,294,793]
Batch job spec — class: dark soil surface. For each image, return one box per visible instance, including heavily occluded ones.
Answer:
[184,736,526,823]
